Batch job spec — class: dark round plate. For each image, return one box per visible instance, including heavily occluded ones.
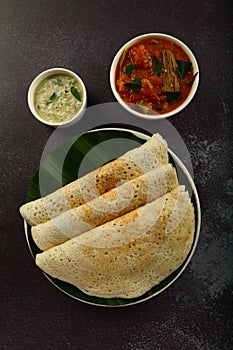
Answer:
[24,127,201,307]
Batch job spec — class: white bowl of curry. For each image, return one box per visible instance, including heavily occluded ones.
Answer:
[110,33,199,119]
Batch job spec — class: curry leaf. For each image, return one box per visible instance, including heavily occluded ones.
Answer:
[125,78,141,92]
[176,60,192,79]
[125,64,136,77]
[167,91,181,103]
[152,57,162,76]
[46,92,59,105]
[71,86,81,101]
[52,78,64,86]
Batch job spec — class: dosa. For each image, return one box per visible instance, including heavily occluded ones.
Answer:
[32,164,178,250]
[20,133,168,226]
[36,186,195,299]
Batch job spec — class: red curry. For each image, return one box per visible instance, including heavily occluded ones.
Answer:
[115,37,195,115]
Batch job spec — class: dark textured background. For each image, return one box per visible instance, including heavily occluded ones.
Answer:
[0,1,232,349]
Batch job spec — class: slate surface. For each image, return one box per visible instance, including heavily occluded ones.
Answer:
[0,1,232,349]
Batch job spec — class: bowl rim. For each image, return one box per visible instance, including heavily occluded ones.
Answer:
[27,67,87,127]
[110,32,199,119]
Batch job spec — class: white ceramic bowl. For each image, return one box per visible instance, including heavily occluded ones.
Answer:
[28,68,87,127]
[110,33,199,119]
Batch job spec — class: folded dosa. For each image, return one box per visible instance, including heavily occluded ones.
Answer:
[20,133,168,226]
[36,186,195,299]
[32,164,178,251]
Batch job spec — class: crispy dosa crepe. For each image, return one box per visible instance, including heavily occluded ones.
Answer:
[32,164,178,251]
[20,133,168,226]
[36,186,195,299]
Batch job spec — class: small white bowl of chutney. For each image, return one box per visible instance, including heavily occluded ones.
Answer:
[28,68,87,127]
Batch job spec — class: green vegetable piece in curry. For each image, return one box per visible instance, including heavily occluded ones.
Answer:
[125,77,141,92]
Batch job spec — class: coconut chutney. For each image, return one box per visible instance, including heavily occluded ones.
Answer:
[34,74,83,123]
